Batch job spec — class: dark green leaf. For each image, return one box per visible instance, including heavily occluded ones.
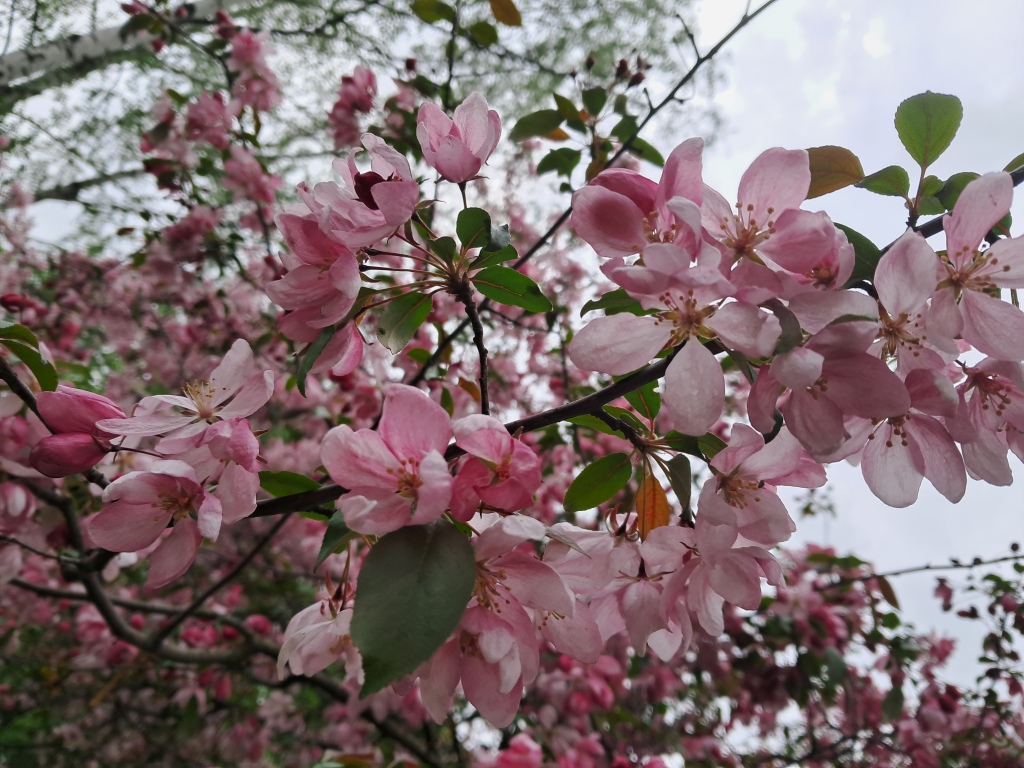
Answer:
[824,646,847,683]
[625,137,665,167]
[411,0,455,23]
[836,223,884,283]
[580,288,645,317]
[316,510,354,568]
[567,414,624,438]
[440,385,454,415]
[467,20,498,46]
[508,109,564,142]
[662,430,700,456]
[664,454,692,513]
[376,292,434,353]
[0,323,57,391]
[456,207,491,249]
[765,299,803,355]
[581,86,607,116]
[536,147,582,178]
[470,244,517,269]
[563,452,633,512]
[1004,151,1024,173]
[430,236,457,262]
[471,266,552,313]
[610,115,638,142]
[856,165,911,198]
[920,174,943,197]
[603,405,647,433]
[936,171,981,210]
[624,380,660,421]
[882,685,905,721]
[552,93,579,122]
[352,522,476,696]
[917,196,945,215]
[258,470,321,497]
[894,91,963,170]
[698,433,727,458]
[295,325,336,397]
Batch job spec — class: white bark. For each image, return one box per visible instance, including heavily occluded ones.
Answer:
[0,0,248,87]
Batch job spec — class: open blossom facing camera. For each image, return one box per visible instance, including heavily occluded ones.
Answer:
[321,384,453,534]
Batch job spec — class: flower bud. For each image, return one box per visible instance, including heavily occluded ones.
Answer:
[29,433,111,478]
[36,385,125,436]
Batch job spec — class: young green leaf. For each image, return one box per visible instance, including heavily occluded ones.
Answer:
[563,452,632,512]
[936,171,981,210]
[456,207,491,250]
[471,266,552,313]
[351,522,476,696]
[624,380,660,421]
[580,288,646,317]
[258,470,321,497]
[296,325,336,397]
[625,137,665,167]
[894,91,963,170]
[316,510,354,569]
[467,19,498,46]
[664,454,692,513]
[855,166,911,198]
[536,147,582,178]
[835,223,883,283]
[567,414,625,438]
[581,86,607,116]
[508,109,564,142]
[470,244,517,269]
[376,292,434,353]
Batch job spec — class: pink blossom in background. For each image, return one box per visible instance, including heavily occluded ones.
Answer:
[417,92,501,183]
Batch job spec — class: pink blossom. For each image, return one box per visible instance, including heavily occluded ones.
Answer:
[329,66,377,150]
[310,135,420,248]
[185,92,234,149]
[278,600,362,683]
[450,414,542,520]
[571,138,705,258]
[321,384,452,534]
[223,146,281,205]
[98,339,274,445]
[417,92,501,183]
[86,460,222,589]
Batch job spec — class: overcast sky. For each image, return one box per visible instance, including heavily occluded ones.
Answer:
[687,0,1024,684]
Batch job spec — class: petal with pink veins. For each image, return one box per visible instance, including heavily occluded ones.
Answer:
[862,422,925,507]
[88,502,171,552]
[379,384,451,459]
[959,289,1024,361]
[874,230,940,315]
[146,519,201,589]
[322,425,402,489]
[706,302,781,358]
[664,341,724,436]
[908,414,967,503]
[944,172,1012,261]
[569,313,671,375]
[570,186,648,258]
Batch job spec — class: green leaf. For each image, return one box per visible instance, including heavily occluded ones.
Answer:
[295,325,335,397]
[920,174,943,197]
[1004,151,1024,173]
[471,266,552,313]
[806,145,865,199]
[258,470,321,497]
[376,292,434,353]
[624,380,660,421]
[936,171,981,210]
[610,115,638,142]
[316,510,354,568]
[456,208,491,249]
[552,93,579,122]
[855,165,911,198]
[411,0,455,23]
[625,137,665,167]
[489,0,522,26]
[580,288,645,317]
[581,86,607,116]
[876,575,901,610]
[918,196,945,215]
[470,244,517,269]
[440,385,454,415]
[894,91,963,170]
[603,405,647,434]
[508,109,564,142]
[881,685,905,721]
[665,454,692,513]
[836,223,884,283]
[563,452,633,512]
[567,414,624,438]
[698,433,727,458]
[536,147,582,178]
[429,236,457,263]
[765,299,803,355]
[0,323,57,391]
[467,20,498,46]
[351,522,476,695]
[824,646,848,684]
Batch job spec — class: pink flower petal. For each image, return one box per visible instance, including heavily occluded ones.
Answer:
[146,518,201,590]
[664,341,725,436]
[569,313,671,375]
[379,384,451,459]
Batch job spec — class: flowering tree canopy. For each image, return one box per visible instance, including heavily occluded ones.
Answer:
[2,0,1024,766]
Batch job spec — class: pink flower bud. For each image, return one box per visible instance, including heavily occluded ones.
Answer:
[416,92,501,183]
[245,614,272,636]
[36,385,125,436]
[29,433,111,478]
